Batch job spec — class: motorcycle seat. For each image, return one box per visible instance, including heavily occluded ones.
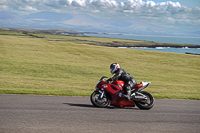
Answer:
[133,82,143,89]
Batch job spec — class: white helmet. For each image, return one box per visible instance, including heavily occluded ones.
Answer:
[110,63,120,74]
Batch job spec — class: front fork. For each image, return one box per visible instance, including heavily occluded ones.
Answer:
[95,90,107,104]
[97,90,106,99]
[99,90,105,98]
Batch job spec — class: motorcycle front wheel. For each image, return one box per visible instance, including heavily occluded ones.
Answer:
[90,91,111,108]
[134,91,154,110]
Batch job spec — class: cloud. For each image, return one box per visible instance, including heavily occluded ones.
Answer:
[0,0,199,25]
[19,6,38,11]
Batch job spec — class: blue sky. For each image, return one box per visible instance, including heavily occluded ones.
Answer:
[0,0,199,36]
[114,0,200,8]
[149,0,200,8]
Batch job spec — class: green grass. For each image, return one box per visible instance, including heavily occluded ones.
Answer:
[0,31,199,99]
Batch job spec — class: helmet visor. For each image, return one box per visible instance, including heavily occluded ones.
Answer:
[110,64,115,70]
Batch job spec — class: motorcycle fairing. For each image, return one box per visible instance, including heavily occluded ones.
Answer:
[110,92,135,107]
[100,85,135,107]
[102,83,122,95]
[112,80,124,88]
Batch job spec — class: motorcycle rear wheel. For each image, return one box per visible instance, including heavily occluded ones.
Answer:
[134,91,154,110]
[90,91,111,108]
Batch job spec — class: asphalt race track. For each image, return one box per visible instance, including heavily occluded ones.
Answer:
[0,94,199,133]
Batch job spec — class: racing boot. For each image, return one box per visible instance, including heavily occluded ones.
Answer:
[122,89,131,101]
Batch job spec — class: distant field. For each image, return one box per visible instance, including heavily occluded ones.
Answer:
[0,31,199,99]
[1,30,198,48]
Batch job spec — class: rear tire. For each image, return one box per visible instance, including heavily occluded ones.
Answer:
[134,91,154,110]
[90,91,110,108]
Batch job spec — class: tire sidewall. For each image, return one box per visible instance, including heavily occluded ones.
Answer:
[90,91,110,108]
[134,91,154,110]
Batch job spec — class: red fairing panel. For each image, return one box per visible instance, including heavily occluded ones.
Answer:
[112,80,125,88]
[103,84,122,95]
[110,93,135,107]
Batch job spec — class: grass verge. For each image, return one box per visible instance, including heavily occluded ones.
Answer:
[0,31,199,99]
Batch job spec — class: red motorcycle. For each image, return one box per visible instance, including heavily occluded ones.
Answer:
[90,76,154,110]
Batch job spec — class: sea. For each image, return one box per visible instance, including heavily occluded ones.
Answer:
[83,33,200,54]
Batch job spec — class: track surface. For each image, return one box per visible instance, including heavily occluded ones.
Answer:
[0,94,199,133]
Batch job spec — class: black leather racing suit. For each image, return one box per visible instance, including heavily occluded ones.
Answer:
[110,68,137,99]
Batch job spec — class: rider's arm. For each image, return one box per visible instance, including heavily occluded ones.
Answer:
[111,68,123,81]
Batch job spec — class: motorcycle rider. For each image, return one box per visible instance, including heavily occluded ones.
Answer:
[107,63,137,101]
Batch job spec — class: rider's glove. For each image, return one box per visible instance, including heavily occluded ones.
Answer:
[106,78,112,82]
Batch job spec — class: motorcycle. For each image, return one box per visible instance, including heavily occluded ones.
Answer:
[90,76,154,110]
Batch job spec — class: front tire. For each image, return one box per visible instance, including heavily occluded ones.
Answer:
[134,91,154,110]
[90,91,110,108]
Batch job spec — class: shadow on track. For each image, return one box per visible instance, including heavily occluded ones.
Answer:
[63,103,95,108]
[63,103,139,110]
[63,103,115,109]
